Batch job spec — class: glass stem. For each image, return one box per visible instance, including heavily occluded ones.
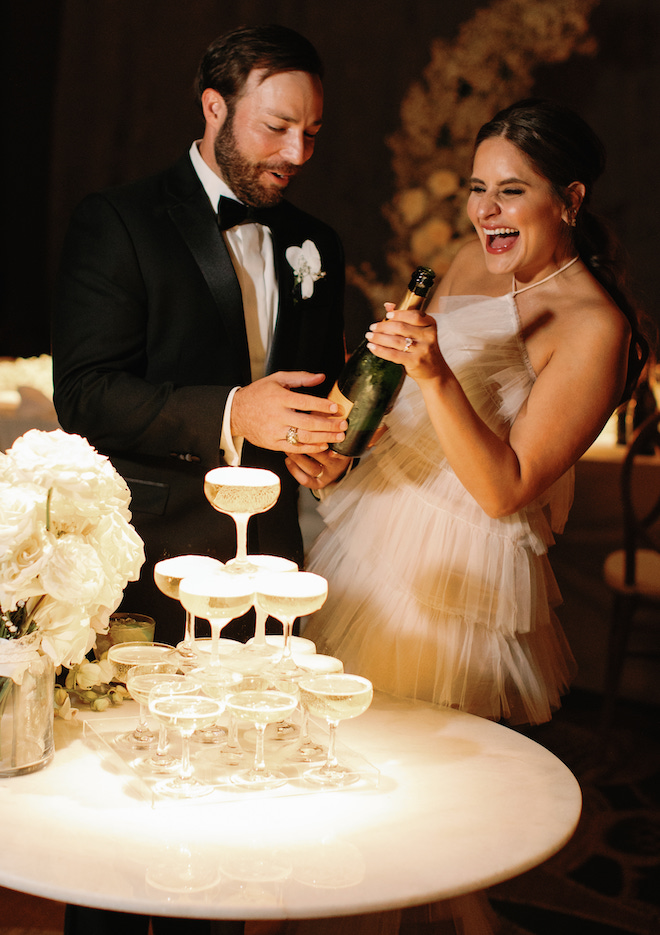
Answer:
[253,723,267,775]
[234,514,249,563]
[228,714,239,749]
[184,610,195,649]
[179,731,193,781]
[281,618,294,662]
[300,708,311,744]
[324,720,339,772]
[209,620,221,667]
[136,702,150,737]
[156,724,168,756]
[253,607,267,646]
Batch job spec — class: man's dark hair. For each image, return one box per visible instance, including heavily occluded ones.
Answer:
[195,24,323,111]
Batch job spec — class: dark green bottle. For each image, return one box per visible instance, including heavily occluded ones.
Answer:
[329,266,436,457]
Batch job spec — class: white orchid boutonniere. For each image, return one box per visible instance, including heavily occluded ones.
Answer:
[286,240,326,300]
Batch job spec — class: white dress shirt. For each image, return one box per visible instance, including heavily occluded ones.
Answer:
[189,141,279,464]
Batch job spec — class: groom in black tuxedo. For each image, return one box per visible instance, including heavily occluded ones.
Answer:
[52,25,347,649]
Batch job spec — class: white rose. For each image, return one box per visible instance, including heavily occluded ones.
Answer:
[88,514,145,595]
[0,481,46,553]
[36,601,96,667]
[5,430,132,511]
[39,536,108,607]
[0,484,52,611]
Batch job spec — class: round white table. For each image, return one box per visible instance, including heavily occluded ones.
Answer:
[0,692,581,921]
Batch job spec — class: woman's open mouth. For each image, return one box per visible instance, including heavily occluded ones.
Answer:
[485,228,519,253]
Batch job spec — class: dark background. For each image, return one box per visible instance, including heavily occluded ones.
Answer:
[5,0,659,358]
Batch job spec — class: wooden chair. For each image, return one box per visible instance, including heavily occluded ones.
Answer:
[600,410,660,735]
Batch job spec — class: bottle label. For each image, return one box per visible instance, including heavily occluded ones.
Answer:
[328,383,354,418]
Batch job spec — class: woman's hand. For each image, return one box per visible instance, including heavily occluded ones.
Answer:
[365,305,446,384]
[285,448,352,491]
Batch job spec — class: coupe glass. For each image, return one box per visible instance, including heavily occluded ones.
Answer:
[241,554,298,659]
[293,655,344,761]
[225,689,298,790]
[203,466,280,574]
[126,668,200,773]
[267,675,302,744]
[190,664,242,747]
[198,671,269,766]
[178,570,255,668]
[149,686,225,798]
[255,571,328,677]
[106,642,176,749]
[153,554,224,657]
[298,674,373,787]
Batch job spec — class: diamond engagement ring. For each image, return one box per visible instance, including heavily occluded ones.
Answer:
[286,426,299,445]
[404,337,414,352]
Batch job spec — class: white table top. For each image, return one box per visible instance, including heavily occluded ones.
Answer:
[0,693,581,921]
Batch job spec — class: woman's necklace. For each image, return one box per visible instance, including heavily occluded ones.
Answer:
[512,255,579,296]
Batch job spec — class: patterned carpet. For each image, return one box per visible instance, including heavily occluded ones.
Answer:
[487,690,660,935]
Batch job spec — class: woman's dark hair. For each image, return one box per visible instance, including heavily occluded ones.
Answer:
[195,24,323,113]
[476,98,652,401]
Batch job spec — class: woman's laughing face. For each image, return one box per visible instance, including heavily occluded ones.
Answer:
[468,136,571,284]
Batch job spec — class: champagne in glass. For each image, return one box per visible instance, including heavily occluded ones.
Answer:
[203,467,280,574]
[107,641,176,685]
[256,571,328,677]
[242,554,298,657]
[126,668,200,773]
[149,689,225,798]
[299,674,373,787]
[179,571,255,668]
[197,670,269,766]
[154,554,225,656]
[225,689,298,789]
[189,664,242,746]
[294,655,344,761]
[106,646,177,750]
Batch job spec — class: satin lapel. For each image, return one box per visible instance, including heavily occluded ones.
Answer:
[266,220,302,374]
[168,188,250,379]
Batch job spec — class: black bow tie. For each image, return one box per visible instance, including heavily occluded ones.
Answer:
[217,196,281,231]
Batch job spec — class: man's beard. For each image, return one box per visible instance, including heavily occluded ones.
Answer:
[213,112,297,208]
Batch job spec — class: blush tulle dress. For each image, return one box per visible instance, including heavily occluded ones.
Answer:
[304,290,577,725]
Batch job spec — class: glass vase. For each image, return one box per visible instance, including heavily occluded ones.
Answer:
[0,654,55,777]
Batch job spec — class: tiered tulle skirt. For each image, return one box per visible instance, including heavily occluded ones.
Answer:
[304,294,576,725]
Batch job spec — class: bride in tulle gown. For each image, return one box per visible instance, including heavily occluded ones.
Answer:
[288,98,648,729]
[282,99,650,933]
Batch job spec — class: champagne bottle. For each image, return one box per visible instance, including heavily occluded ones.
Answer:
[329,266,436,457]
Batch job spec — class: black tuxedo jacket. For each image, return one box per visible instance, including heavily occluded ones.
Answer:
[52,153,345,643]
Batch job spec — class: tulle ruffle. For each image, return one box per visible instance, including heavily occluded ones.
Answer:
[305,293,576,725]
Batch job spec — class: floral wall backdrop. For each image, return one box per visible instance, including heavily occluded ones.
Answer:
[348,0,601,310]
[5,0,660,356]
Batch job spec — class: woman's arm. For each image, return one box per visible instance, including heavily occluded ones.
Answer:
[367,293,630,518]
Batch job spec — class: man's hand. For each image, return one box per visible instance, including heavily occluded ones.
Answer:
[231,371,347,453]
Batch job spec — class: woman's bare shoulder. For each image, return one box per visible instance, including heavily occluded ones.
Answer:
[559,272,630,344]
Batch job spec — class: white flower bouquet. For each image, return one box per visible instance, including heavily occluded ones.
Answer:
[0,429,145,695]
